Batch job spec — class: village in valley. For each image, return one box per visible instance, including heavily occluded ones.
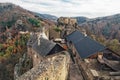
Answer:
[14,17,120,80]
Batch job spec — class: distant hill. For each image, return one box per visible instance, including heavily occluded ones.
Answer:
[33,12,120,41]
[34,12,58,22]
[0,3,55,32]
[73,17,89,24]
[0,3,34,31]
[77,14,120,41]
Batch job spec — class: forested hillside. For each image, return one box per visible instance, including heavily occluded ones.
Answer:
[0,3,55,80]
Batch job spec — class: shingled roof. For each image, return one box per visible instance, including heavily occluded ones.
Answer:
[32,38,64,56]
[74,37,106,58]
[65,30,85,44]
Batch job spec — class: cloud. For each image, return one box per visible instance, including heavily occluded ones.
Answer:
[0,0,120,18]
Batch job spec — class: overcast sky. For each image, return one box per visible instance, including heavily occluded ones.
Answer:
[0,0,120,18]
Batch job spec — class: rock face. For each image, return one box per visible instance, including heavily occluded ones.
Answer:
[57,17,78,38]
[14,53,33,80]
[57,17,77,26]
[16,51,70,80]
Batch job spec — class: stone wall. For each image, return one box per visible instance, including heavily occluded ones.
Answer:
[16,51,70,80]
[27,47,43,67]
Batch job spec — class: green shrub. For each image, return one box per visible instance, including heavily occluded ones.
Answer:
[0,44,3,50]
[28,18,41,27]
[0,19,16,28]
[0,52,5,56]
[54,27,61,32]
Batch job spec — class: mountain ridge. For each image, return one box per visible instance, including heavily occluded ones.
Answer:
[78,14,120,41]
[34,12,58,22]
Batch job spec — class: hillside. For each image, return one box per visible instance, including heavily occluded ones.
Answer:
[0,3,35,31]
[0,3,56,80]
[74,16,89,24]
[0,3,56,32]
[34,12,58,22]
[78,14,120,41]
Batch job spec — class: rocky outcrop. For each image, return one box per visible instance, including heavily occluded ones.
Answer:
[14,53,33,80]
[16,51,70,80]
[57,17,77,26]
[57,17,78,38]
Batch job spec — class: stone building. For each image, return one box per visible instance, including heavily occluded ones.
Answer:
[27,31,65,66]
[16,28,70,80]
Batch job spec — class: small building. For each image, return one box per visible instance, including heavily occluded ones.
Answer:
[27,33,65,66]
